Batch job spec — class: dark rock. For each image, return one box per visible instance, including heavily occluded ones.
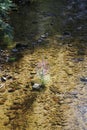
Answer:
[72,58,84,62]
[80,77,87,82]
[15,43,28,49]
[63,31,71,37]
[7,76,13,80]
[1,76,7,82]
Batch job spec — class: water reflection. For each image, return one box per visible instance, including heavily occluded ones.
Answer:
[11,0,66,42]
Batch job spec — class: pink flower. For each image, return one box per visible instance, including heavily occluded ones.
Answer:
[36,60,49,76]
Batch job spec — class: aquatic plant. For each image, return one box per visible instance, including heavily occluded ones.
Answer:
[36,59,50,86]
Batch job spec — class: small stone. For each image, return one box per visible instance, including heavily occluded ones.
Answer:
[73,58,84,63]
[32,83,41,91]
[59,100,64,104]
[30,71,36,75]
[1,76,7,82]
[37,39,43,43]
[12,48,18,53]
[41,34,46,38]
[70,91,78,95]
[63,31,71,37]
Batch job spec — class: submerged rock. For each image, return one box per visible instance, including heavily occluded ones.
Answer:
[32,83,45,91]
[80,77,87,82]
[63,31,71,37]
[12,48,18,53]
[15,43,28,49]
[72,58,84,63]
[1,76,7,82]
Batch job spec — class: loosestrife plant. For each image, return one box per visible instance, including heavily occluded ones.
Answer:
[36,59,50,86]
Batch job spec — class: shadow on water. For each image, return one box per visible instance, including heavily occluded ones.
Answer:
[10,0,87,56]
[10,0,66,41]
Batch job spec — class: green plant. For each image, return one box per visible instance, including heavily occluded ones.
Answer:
[0,0,15,43]
[36,59,50,86]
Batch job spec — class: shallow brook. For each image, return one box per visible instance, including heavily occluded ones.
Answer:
[0,0,87,130]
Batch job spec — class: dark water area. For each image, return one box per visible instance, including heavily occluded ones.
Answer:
[10,0,66,42]
[10,0,87,46]
[0,0,86,62]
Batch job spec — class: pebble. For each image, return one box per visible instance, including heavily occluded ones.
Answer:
[41,34,46,38]
[63,31,71,37]
[1,76,7,82]
[30,71,36,75]
[73,58,84,63]
[32,83,41,91]
[70,91,78,95]
[37,38,43,43]
[12,48,18,53]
